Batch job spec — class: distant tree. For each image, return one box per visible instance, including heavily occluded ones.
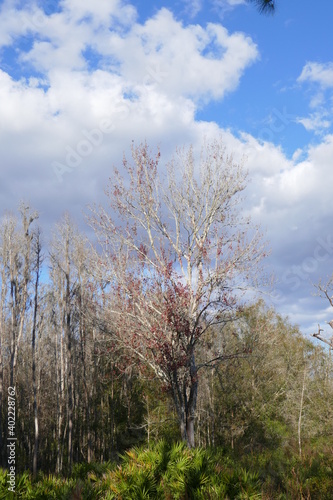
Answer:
[49,215,81,474]
[0,204,38,466]
[199,302,320,455]
[49,215,100,472]
[31,229,42,477]
[3,205,38,388]
[89,140,267,447]
[313,279,333,350]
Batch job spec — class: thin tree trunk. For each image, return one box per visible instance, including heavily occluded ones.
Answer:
[110,365,115,457]
[186,354,198,448]
[146,394,150,448]
[79,287,93,463]
[55,295,66,475]
[56,325,64,474]
[9,272,17,389]
[63,228,73,475]
[100,396,104,462]
[66,294,73,474]
[298,367,307,458]
[32,232,41,477]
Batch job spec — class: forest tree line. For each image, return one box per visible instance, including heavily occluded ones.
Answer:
[1,142,333,478]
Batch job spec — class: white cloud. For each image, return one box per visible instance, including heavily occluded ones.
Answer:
[182,0,203,18]
[0,2,259,234]
[298,61,333,88]
[297,62,333,133]
[59,0,137,26]
[2,1,333,332]
[296,112,331,132]
[1,4,258,103]
[0,70,55,132]
[0,3,34,47]
[105,9,258,102]
[0,3,259,159]
[212,0,246,17]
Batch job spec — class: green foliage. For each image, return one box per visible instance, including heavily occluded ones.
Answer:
[3,442,333,498]
[0,468,94,499]
[0,470,33,499]
[71,460,114,481]
[157,441,211,499]
[198,301,333,457]
[94,441,215,499]
[93,440,264,499]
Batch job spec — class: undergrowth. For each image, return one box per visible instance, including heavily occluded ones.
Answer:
[1,441,333,498]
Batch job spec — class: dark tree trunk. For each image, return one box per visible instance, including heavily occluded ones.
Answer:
[171,353,198,448]
[186,353,198,448]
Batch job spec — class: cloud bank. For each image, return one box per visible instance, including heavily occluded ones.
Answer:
[1,1,333,336]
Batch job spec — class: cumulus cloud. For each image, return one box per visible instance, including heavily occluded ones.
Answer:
[298,61,333,88]
[1,1,333,335]
[103,9,258,102]
[296,113,331,132]
[59,0,137,26]
[244,134,333,324]
[297,61,333,133]
[0,1,259,228]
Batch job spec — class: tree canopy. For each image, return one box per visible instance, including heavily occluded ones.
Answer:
[89,140,267,446]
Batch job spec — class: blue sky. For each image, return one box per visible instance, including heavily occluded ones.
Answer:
[1,0,333,340]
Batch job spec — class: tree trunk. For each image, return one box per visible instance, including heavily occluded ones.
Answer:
[186,417,195,448]
[32,232,41,477]
[66,292,73,475]
[10,208,36,388]
[186,354,198,448]
[9,275,17,389]
[298,367,307,458]
[171,353,198,448]
[110,366,115,457]
[56,324,64,474]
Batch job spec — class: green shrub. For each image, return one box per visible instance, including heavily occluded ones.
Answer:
[94,441,263,499]
[71,460,114,481]
[5,442,333,499]
[0,469,93,499]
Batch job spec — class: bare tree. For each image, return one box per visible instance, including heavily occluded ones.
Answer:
[50,215,76,474]
[31,229,42,476]
[89,140,267,447]
[0,204,38,465]
[313,280,333,349]
[49,215,96,472]
[0,216,11,466]
[9,205,38,388]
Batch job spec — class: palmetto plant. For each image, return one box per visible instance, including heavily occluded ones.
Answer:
[94,441,216,499]
[93,441,266,499]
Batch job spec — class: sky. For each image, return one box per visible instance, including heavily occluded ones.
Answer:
[1,0,333,341]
